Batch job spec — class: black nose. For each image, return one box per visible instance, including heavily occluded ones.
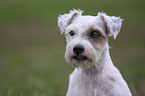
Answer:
[73,44,85,55]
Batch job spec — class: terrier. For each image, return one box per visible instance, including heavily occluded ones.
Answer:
[58,9,132,96]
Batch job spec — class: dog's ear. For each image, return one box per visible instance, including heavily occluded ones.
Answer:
[98,12,123,39]
[58,9,83,34]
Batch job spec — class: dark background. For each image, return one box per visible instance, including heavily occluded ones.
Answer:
[0,0,145,96]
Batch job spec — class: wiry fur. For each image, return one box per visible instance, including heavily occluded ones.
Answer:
[58,9,132,96]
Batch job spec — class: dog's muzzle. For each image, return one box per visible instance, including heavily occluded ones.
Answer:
[72,44,87,61]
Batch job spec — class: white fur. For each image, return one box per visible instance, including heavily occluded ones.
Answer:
[58,9,132,96]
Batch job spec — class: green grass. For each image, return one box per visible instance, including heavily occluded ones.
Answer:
[0,0,145,96]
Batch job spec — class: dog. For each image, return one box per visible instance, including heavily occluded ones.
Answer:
[58,9,132,96]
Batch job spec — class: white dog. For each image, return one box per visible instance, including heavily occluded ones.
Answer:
[58,9,132,96]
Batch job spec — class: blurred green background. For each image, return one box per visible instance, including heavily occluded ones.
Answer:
[0,0,145,96]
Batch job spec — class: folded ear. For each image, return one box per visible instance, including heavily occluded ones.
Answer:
[98,12,123,39]
[58,9,83,34]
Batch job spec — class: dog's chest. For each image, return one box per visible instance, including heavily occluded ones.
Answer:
[70,73,113,96]
[67,67,132,96]
[79,77,107,96]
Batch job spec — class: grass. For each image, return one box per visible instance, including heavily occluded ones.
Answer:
[0,0,145,96]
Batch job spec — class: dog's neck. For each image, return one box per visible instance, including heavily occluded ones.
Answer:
[82,44,113,75]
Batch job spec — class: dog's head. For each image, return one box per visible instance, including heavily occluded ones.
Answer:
[58,9,123,69]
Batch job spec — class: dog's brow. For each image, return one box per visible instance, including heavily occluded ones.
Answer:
[65,24,79,34]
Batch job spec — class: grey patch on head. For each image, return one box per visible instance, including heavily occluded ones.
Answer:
[101,15,110,36]
[109,77,116,82]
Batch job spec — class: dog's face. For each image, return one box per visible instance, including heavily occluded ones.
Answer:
[64,16,108,68]
[58,9,123,68]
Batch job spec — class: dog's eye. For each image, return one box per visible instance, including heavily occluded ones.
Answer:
[69,31,75,36]
[90,31,101,38]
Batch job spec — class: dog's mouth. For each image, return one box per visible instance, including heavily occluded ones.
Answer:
[72,54,88,61]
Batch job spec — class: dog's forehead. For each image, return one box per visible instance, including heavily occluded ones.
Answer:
[66,15,105,35]
[72,15,102,27]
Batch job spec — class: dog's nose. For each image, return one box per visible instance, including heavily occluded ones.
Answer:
[73,44,85,55]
